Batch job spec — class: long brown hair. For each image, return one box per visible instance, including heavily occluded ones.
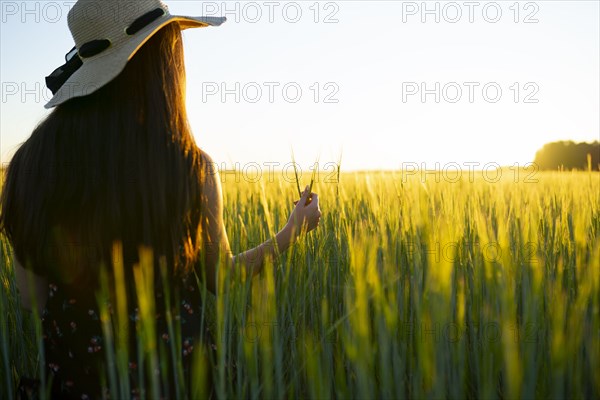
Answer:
[0,22,203,288]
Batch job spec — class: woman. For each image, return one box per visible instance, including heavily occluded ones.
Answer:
[0,0,321,398]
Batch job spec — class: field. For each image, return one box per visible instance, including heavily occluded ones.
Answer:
[1,170,599,399]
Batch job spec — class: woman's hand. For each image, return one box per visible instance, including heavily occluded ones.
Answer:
[287,185,321,238]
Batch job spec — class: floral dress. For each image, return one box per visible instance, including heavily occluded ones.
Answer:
[33,272,213,399]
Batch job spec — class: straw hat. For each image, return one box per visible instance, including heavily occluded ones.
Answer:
[44,0,226,109]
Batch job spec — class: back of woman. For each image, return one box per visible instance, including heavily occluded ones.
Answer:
[1,1,321,398]
[1,5,214,398]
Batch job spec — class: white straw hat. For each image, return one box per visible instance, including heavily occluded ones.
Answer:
[44,0,226,109]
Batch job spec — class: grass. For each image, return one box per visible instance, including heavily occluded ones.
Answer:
[1,169,599,399]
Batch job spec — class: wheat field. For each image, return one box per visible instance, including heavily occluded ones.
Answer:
[1,170,599,399]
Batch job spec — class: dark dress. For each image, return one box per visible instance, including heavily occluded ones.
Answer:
[29,270,214,400]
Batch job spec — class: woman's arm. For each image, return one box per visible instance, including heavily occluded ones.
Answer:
[199,151,321,293]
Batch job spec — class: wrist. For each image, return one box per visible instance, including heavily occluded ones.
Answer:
[278,224,299,250]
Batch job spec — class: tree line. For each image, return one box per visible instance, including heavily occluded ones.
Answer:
[534,141,599,171]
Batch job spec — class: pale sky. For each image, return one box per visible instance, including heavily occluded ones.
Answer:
[1,1,599,171]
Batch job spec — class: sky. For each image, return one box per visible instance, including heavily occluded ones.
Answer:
[1,0,599,171]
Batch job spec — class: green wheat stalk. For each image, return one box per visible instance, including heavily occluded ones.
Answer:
[290,147,302,198]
